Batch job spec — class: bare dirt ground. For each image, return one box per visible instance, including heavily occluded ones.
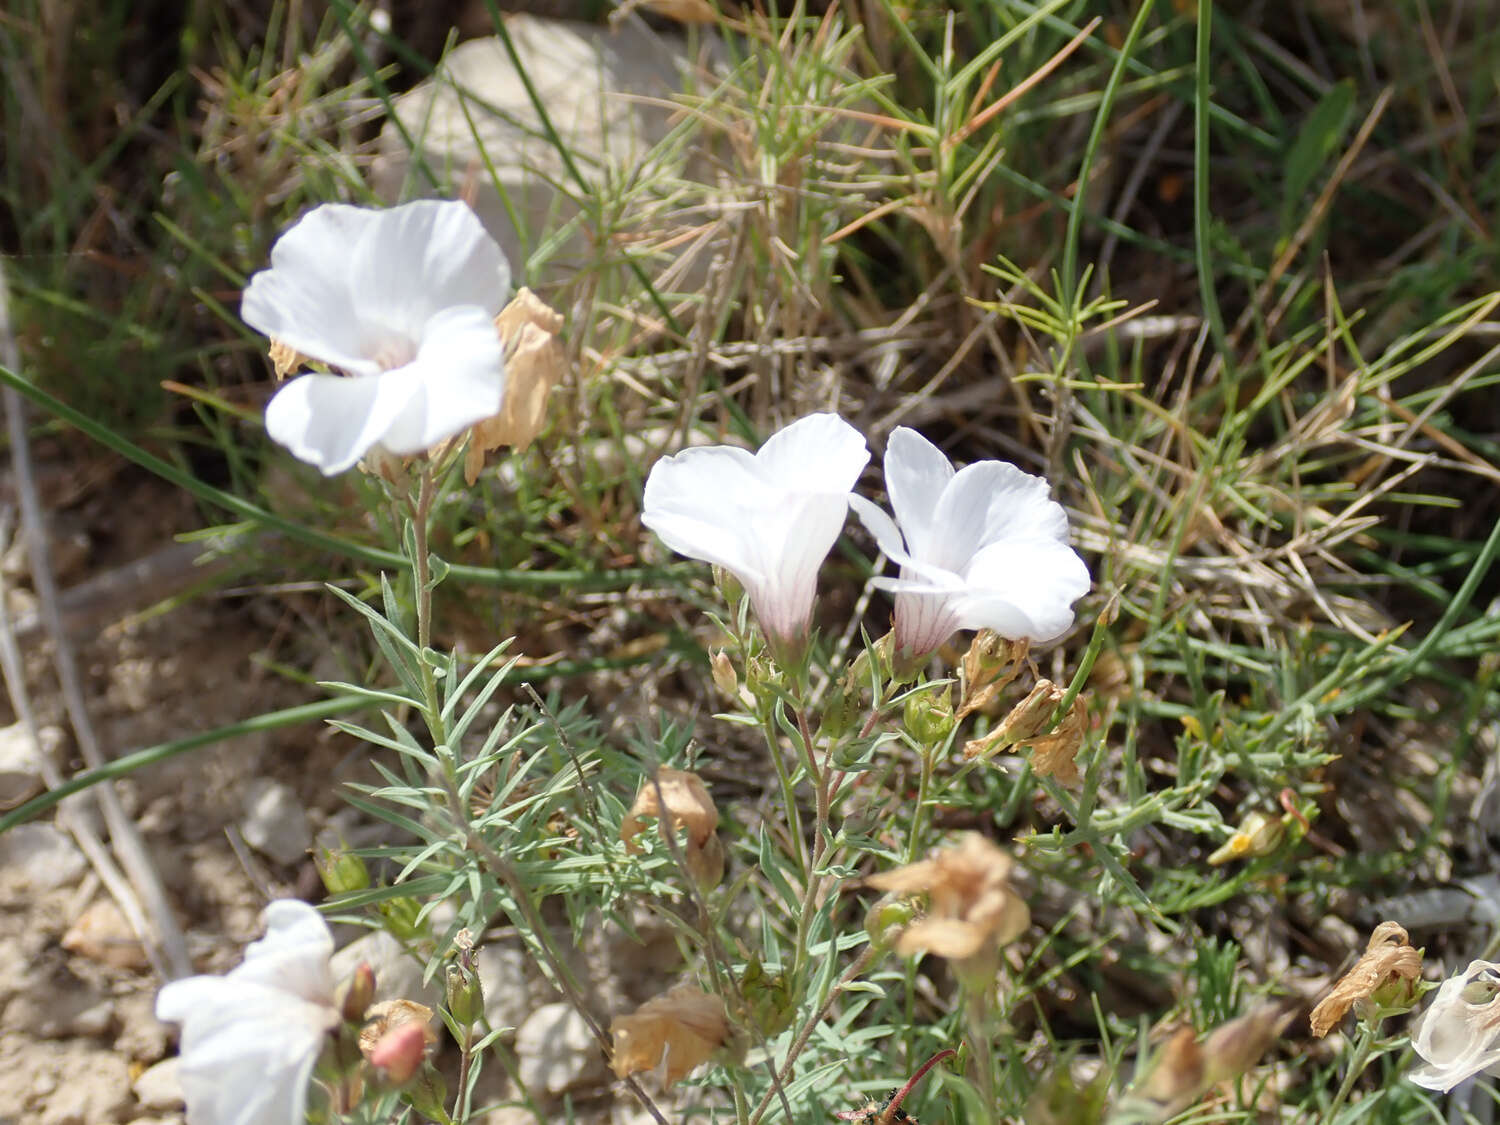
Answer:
[0,458,324,1124]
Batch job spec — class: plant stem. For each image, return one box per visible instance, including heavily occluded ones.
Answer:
[964,988,997,1125]
[748,945,877,1125]
[410,469,447,744]
[454,1024,476,1121]
[1318,1020,1376,1125]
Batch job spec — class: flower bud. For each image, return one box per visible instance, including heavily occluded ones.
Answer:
[314,842,370,897]
[710,650,738,699]
[738,958,795,1038]
[744,654,778,709]
[864,896,915,950]
[368,1021,429,1086]
[818,668,863,742]
[903,685,954,746]
[337,962,376,1024]
[1207,810,1285,866]
[445,963,484,1028]
[377,896,426,942]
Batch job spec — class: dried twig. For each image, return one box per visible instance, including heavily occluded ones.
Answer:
[0,261,191,978]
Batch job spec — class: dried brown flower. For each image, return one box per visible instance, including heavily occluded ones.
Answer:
[267,338,307,380]
[962,679,1088,786]
[464,288,565,483]
[358,999,437,1084]
[1309,921,1423,1037]
[1121,1003,1294,1122]
[865,833,1029,964]
[610,984,729,1086]
[358,999,438,1057]
[621,768,724,890]
[956,631,1027,720]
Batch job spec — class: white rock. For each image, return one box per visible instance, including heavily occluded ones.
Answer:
[477,1107,541,1125]
[372,17,723,281]
[238,778,311,867]
[330,929,441,1010]
[132,1057,184,1111]
[0,721,60,808]
[0,822,86,890]
[514,1002,607,1095]
[478,943,533,1033]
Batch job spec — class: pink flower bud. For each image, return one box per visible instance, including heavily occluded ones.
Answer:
[368,1020,430,1086]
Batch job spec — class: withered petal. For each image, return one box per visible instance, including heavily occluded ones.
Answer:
[610,985,728,1086]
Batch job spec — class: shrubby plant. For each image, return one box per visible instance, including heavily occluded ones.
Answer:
[144,193,1486,1124]
[9,5,1500,1124]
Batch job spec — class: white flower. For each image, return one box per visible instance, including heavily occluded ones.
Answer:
[242,200,510,475]
[1409,960,1500,1091]
[156,900,340,1125]
[642,413,869,651]
[849,427,1089,661]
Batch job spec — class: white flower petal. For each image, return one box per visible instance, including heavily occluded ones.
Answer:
[849,494,909,563]
[857,434,1089,658]
[641,507,766,587]
[642,416,869,649]
[753,491,853,643]
[1410,1045,1500,1092]
[166,981,330,1125]
[756,413,870,494]
[1408,961,1500,1092]
[350,199,510,341]
[924,461,1060,572]
[228,900,336,1004]
[893,589,964,661]
[241,205,384,375]
[954,536,1092,642]
[156,900,337,1125]
[375,306,507,455]
[264,371,422,475]
[883,427,955,559]
[643,445,768,581]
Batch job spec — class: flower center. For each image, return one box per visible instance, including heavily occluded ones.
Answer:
[371,337,417,371]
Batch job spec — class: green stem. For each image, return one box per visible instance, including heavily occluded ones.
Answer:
[409,470,447,745]
[1193,0,1236,387]
[905,738,938,865]
[1318,1020,1376,1125]
[0,360,676,592]
[761,708,808,875]
[454,1025,476,1122]
[964,989,997,1125]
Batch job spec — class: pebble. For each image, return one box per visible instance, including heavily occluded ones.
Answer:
[0,823,86,891]
[132,1058,184,1111]
[372,16,722,281]
[478,943,533,1033]
[0,721,60,808]
[62,898,151,970]
[238,778,311,867]
[514,1002,607,1096]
